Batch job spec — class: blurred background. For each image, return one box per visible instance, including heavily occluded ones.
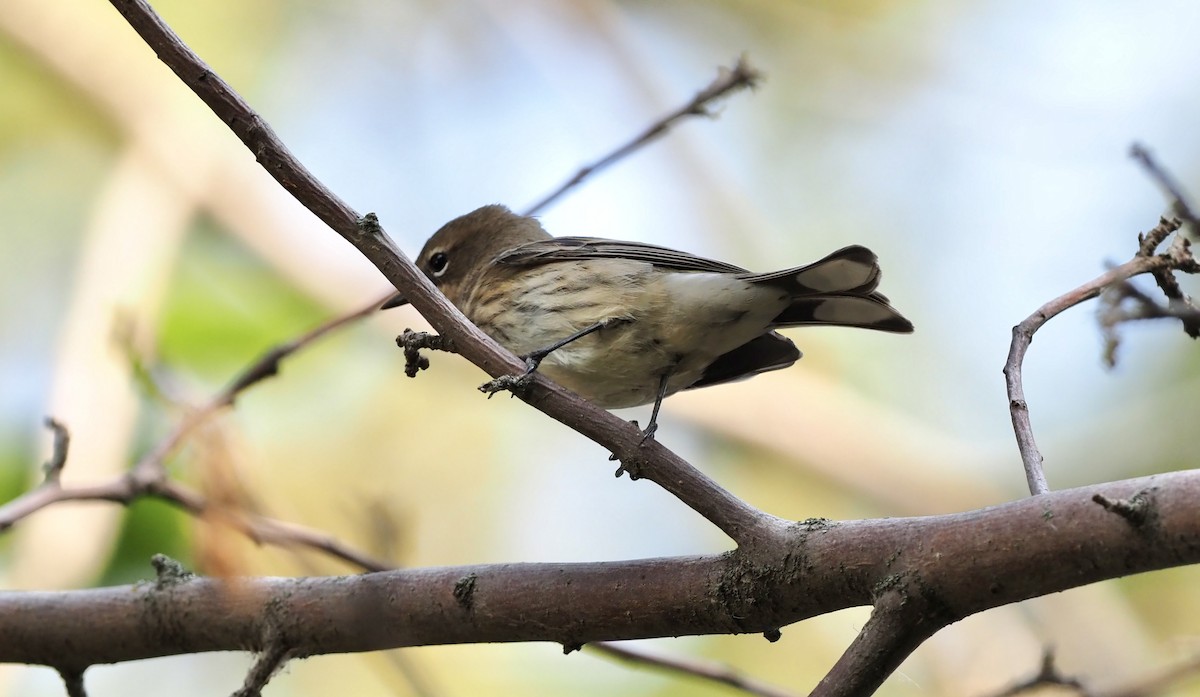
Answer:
[2,0,1199,695]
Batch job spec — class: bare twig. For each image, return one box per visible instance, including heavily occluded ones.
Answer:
[1092,489,1153,528]
[1003,217,1190,495]
[59,668,88,697]
[231,644,292,697]
[522,55,762,216]
[221,292,389,399]
[987,650,1092,697]
[0,471,391,571]
[378,59,761,349]
[1099,247,1200,354]
[1128,145,1200,339]
[1130,143,1200,232]
[2,307,395,571]
[396,329,456,378]
[987,648,1200,697]
[589,642,798,697]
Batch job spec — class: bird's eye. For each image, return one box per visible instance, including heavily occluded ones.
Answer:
[428,251,449,277]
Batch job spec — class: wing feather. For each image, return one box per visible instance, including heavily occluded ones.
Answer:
[495,237,749,274]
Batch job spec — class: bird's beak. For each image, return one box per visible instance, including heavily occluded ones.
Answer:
[380,292,410,310]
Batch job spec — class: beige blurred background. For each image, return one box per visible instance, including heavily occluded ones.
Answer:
[2,0,1199,695]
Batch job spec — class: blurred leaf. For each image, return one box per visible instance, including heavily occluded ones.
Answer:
[156,219,325,384]
[0,40,116,150]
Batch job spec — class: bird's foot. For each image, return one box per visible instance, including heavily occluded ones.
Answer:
[478,355,540,398]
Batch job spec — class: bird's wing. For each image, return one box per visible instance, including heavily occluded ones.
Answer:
[495,237,749,274]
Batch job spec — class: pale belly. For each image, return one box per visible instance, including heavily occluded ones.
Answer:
[466,262,790,408]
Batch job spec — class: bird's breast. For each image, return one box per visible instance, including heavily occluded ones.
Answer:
[460,263,789,408]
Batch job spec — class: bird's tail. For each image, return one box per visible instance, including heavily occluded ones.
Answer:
[740,245,914,333]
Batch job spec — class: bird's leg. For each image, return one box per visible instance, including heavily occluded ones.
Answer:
[522,318,624,373]
[638,371,672,443]
[480,317,630,397]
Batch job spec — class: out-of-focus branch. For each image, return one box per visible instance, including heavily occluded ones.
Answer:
[1130,143,1200,232]
[987,651,1091,697]
[589,642,798,697]
[1,306,396,572]
[221,293,388,398]
[522,55,762,216]
[979,648,1200,697]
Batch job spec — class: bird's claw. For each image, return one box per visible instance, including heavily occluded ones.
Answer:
[479,371,533,398]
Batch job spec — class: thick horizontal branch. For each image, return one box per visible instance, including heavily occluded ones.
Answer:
[4,471,1198,676]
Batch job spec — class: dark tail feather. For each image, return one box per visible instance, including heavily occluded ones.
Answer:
[740,245,881,295]
[689,332,801,390]
[773,293,914,333]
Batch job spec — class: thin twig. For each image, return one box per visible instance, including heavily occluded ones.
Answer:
[59,668,88,697]
[985,648,1200,697]
[1092,490,1153,528]
[986,650,1092,697]
[522,55,762,216]
[1099,275,1200,365]
[1003,218,1184,496]
[221,292,389,400]
[2,307,395,571]
[1130,143,1200,232]
[589,642,798,697]
[1128,145,1200,338]
[231,643,291,697]
[0,471,391,570]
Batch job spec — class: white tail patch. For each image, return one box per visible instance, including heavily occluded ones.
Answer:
[793,258,875,292]
[813,296,897,325]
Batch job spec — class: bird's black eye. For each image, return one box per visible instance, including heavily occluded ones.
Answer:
[428,251,449,277]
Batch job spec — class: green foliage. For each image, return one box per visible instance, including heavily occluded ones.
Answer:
[97,498,191,587]
[0,42,115,151]
[156,219,325,385]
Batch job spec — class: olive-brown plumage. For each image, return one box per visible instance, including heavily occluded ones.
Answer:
[407,204,912,426]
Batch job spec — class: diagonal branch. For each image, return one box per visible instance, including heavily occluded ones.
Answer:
[810,588,943,697]
[105,0,781,548]
[1129,143,1200,232]
[589,642,798,697]
[522,55,762,216]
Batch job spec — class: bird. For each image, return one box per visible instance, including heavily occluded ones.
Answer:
[395,204,913,438]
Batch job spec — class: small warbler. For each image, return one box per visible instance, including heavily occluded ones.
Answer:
[397,204,913,437]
